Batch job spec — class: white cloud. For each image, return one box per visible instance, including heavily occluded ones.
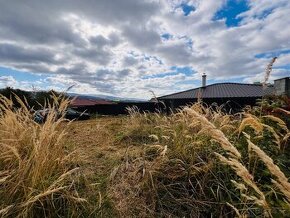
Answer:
[0,76,17,87]
[0,0,289,99]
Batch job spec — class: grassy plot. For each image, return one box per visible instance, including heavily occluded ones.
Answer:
[63,117,144,217]
[0,95,290,217]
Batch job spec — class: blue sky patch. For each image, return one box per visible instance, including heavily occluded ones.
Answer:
[142,66,194,79]
[161,33,172,40]
[0,67,47,82]
[255,8,274,20]
[180,3,195,16]
[213,0,250,27]
[273,64,290,70]
[255,49,290,59]
[142,72,179,79]
[170,66,194,76]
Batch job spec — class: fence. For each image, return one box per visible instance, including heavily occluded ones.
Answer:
[71,101,165,115]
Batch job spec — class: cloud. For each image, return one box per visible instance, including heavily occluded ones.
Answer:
[0,75,17,87]
[0,43,59,64]
[157,42,192,65]
[73,47,113,65]
[0,0,289,98]
[122,25,161,50]
[89,32,122,47]
[122,56,139,67]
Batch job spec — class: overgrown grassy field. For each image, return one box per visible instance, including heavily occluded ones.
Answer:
[0,95,290,217]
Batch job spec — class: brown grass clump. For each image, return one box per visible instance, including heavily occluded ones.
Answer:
[110,104,239,217]
[108,156,159,218]
[0,94,86,217]
[110,102,290,217]
[185,105,270,215]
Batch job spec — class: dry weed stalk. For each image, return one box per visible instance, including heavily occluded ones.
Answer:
[226,202,247,218]
[263,115,288,132]
[183,106,241,159]
[215,153,269,211]
[247,139,290,203]
[238,114,263,135]
[0,94,85,217]
[239,113,286,147]
[274,108,290,116]
[263,57,277,89]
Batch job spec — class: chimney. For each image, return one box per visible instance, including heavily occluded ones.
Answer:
[202,73,207,87]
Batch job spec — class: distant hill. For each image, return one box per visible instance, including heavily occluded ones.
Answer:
[67,93,147,102]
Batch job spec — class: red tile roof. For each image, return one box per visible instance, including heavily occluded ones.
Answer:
[70,97,114,107]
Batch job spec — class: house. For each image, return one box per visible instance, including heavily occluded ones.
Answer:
[69,97,115,113]
[70,97,114,107]
[70,96,161,115]
[157,75,290,112]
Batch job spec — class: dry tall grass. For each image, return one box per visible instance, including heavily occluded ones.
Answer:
[110,103,290,217]
[1,93,289,217]
[0,94,86,217]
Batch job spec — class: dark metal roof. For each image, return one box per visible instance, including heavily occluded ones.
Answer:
[158,83,275,100]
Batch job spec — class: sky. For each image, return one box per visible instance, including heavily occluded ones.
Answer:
[0,0,290,99]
